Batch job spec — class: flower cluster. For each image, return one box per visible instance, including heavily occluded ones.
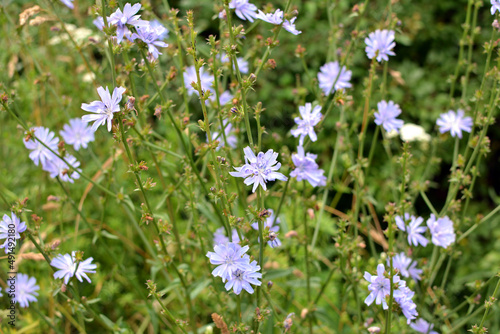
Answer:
[206,242,262,295]
[230,146,288,193]
[24,127,81,183]
[396,213,456,249]
[364,264,418,324]
[94,4,168,59]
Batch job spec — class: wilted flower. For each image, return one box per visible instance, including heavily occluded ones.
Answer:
[183,65,214,97]
[427,214,455,248]
[60,118,95,151]
[374,100,404,133]
[436,109,473,139]
[410,319,439,334]
[365,29,396,62]
[395,213,429,247]
[291,103,322,145]
[24,127,59,167]
[0,212,27,254]
[224,256,262,295]
[51,252,97,284]
[290,146,326,187]
[229,146,288,193]
[108,3,149,43]
[15,274,40,308]
[317,61,352,95]
[206,242,251,282]
[42,154,81,183]
[256,9,284,25]
[228,0,258,22]
[283,17,301,35]
[81,86,126,132]
[131,23,169,59]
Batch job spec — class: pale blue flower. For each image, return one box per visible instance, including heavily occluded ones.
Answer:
[15,274,39,308]
[210,119,237,150]
[290,146,326,187]
[229,0,258,22]
[390,252,422,281]
[251,209,281,248]
[427,214,455,248]
[93,17,105,31]
[108,3,149,43]
[60,0,74,9]
[395,213,429,247]
[131,23,168,59]
[318,61,352,95]
[395,286,418,324]
[225,256,262,295]
[291,103,322,145]
[436,109,473,139]
[410,319,439,334]
[213,227,229,245]
[492,0,500,15]
[364,264,403,310]
[150,20,169,40]
[256,9,284,25]
[365,29,396,62]
[221,53,249,74]
[0,213,27,254]
[183,65,214,97]
[283,17,301,35]
[229,146,288,193]
[42,154,81,183]
[51,252,97,284]
[375,100,404,133]
[60,118,95,151]
[206,242,251,282]
[24,127,59,167]
[81,86,126,132]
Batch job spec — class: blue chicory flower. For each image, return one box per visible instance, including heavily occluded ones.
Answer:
[51,252,97,284]
[60,118,95,151]
[365,29,396,62]
[374,100,404,133]
[24,127,59,167]
[291,103,322,145]
[427,214,456,248]
[290,146,326,187]
[108,3,149,43]
[317,61,352,95]
[436,109,473,139]
[81,86,126,132]
[395,213,429,247]
[229,146,288,193]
